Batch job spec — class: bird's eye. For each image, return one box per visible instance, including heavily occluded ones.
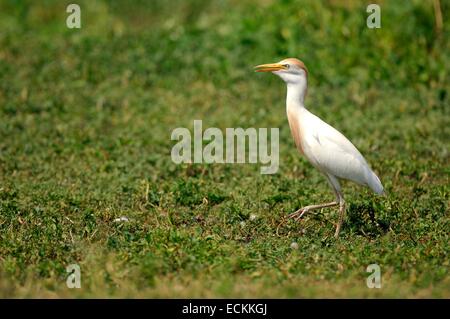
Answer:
[283,64,290,69]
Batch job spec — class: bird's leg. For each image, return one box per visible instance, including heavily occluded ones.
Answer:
[288,201,338,221]
[289,174,341,221]
[334,198,346,238]
[324,175,348,238]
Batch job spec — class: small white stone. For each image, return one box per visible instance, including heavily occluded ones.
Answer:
[290,242,299,250]
[114,216,129,223]
[240,221,246,227]
[249,214,257,221]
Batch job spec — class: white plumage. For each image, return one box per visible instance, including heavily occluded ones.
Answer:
[255,58,384,238]
[298,108,384,194]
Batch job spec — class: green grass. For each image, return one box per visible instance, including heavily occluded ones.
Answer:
[0,0,449,298]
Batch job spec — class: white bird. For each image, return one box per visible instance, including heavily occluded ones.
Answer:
[255,58,384,238]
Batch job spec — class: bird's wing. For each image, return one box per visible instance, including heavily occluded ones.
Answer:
[303,114,373,187]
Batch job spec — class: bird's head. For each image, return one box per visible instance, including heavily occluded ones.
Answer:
[254,58,308,85]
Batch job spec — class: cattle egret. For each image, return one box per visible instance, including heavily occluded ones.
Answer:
[255,58,384,238]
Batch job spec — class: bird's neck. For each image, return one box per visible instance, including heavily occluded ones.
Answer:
[286,79,307,110]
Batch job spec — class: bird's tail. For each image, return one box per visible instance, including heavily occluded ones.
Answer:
[367,170,384,195]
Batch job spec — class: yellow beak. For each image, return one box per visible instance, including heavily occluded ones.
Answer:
[254,63,287,72]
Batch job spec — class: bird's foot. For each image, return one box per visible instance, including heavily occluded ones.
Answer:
[288,207,309,221]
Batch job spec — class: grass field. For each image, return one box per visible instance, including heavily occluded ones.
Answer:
[0,0,449,298]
